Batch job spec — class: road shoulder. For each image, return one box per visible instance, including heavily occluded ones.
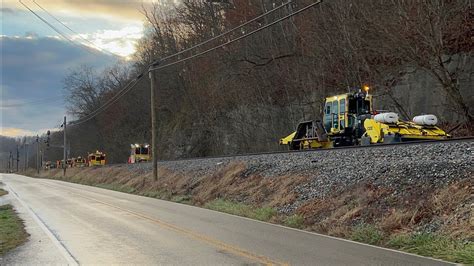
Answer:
[0,181,70,265]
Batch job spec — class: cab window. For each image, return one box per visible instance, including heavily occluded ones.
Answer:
[332,101,338,114]
[325,103,331,114]
[339,100,345,114]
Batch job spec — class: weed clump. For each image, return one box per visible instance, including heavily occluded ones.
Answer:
[388,233,474,264]
[350,224,384,245]
[204,199,276,222]
[284,214,305,229]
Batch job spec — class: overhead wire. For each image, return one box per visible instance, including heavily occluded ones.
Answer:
[68,74,144,126]
[19,0,119,59]
[157,0,294,63]
[151,0,322,71]
[66,0,323,126]
[31,0,122,58]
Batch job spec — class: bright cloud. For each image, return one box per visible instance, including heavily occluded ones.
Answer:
[75,26,143,58]
[0,127,35,137]
[3,0,155,21]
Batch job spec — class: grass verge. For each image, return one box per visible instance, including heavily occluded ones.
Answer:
[387,233,474,264]
[284,214,305,229]
[204,199,276,222]
[0,188,8,197]
[350,224,384,245]
[0,204,29,255]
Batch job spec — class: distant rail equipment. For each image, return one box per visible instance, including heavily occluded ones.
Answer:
[88,151,106,166]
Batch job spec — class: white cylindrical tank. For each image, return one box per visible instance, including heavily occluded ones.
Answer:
[374,112,399,124]
[413,115,438,126]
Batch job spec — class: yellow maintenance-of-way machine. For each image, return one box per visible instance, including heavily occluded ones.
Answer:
[280,86,450,150]
[128,144,151,163]
[88,151,106,166]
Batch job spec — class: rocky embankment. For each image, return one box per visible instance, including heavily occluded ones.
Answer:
[34,140,473,241]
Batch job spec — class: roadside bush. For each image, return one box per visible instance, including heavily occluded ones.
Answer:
[284,214,305,229]
[350,224,384,245]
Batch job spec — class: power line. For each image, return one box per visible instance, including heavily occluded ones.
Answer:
[31,0,121,58]
[68,74,144,126]
[157,0,294,63]
[19,0,76,45]
[68,0,322,126]
[19,0,116,58]
[152,0,322,71]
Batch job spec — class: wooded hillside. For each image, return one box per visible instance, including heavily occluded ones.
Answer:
[5,0,474,164]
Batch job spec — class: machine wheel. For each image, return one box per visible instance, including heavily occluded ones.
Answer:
[360,136,371,146]
[383,134,401,144]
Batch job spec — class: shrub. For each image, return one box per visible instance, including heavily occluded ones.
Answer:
[350,224,384,245]
[284,214,305,229]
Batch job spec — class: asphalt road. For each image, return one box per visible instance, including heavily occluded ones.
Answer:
[1,174,451,265]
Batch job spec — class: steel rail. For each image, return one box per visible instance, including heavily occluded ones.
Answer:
[95,136,473,168]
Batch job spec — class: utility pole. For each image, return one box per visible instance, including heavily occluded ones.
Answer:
[63,115,67,177]
[25,143,29,171]
[36,135,40,175]
[149,68,158,181]
[8,151,12,173]
[16,145,19,172]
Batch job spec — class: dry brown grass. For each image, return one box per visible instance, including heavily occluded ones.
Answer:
[432,180,472,215]
[379,209,415,232]
[28,163,472,243]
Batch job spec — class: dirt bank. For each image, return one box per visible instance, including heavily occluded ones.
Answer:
[26,140,474,263]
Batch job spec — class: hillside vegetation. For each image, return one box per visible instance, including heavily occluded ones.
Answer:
[27,0,472,164]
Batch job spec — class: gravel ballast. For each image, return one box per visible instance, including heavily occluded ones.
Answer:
[123,140,473,211]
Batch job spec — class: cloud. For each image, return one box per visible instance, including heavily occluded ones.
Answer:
[3,0,156,21]
[0,35,115,134]
[75,26,143,57]
[0,128,35,137]
[1,7,16,14]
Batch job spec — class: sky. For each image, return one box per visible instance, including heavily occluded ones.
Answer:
[1,0,151,137]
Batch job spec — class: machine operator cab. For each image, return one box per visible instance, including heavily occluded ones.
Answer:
[88,151,106,166]
[128,144,151,163]
[323,86,373,145]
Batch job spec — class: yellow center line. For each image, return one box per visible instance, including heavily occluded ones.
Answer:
[41,182,288,266]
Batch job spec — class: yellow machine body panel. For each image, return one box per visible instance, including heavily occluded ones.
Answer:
[88,151,106,166]
[279,120,332,150]
[279,132,296,145]
[364,119,450,143]
[300,139,333,149]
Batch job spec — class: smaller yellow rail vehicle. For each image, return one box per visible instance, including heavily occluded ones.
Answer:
[280,86,450,150]
[74,156,87,167]
[128,144,151,163]
[88,151,106,166]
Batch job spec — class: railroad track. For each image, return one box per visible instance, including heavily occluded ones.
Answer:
[102,136,474,167]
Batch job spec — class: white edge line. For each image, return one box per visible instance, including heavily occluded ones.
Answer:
[5,183,79,266]
[41,177,457,265]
